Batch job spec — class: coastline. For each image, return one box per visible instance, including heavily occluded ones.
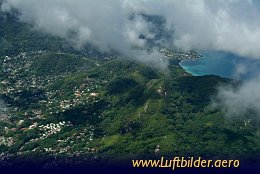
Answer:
[178,53,204,76]
[179,60,200,76]
[178,51,245,79]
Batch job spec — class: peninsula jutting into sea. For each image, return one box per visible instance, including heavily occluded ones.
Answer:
[0,0,259,173]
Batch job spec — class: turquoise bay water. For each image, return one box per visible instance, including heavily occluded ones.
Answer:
[179,51,260,80]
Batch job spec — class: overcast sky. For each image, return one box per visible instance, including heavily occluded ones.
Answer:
[2,0,260,118]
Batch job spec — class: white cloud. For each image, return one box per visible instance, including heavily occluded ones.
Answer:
[2,0,260,118]
[1,0,168,69]
[2,0,260,64]
[213,76,260,119]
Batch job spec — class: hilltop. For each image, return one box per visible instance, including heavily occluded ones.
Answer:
[0,10,259,168]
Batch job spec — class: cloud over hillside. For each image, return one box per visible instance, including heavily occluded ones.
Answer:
[2,0,260,118]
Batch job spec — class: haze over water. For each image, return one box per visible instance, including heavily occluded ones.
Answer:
[180,51,260,80]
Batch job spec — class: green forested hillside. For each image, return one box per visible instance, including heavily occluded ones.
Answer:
[0,10,259,167]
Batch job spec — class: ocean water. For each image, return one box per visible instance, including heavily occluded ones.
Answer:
[179,51,260,80]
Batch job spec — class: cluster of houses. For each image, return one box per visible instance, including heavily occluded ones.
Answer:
[0,51,107,160]
[160,47,202,60]
[0,136,15,147]
[38,122,71,139]
[0,50,103,118]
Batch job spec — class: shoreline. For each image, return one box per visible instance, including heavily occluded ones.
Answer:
[178,54,203,76]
